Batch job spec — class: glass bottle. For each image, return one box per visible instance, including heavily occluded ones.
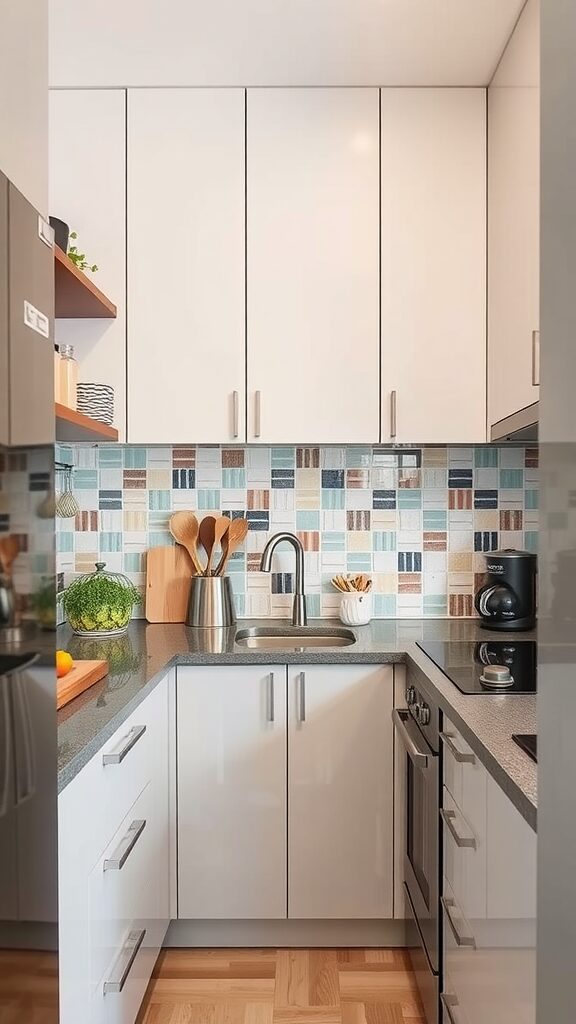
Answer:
[59,344,78,409]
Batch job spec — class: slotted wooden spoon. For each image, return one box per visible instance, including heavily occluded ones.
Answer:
[169,511,204,576]
[214,517,249,576]
[199,516,231,576]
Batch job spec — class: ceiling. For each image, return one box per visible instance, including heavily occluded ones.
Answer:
[50,0,527,88]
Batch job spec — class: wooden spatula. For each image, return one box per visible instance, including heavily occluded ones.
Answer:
[199,515,230,576]
[214,518,249,576]
[169,511,203,576]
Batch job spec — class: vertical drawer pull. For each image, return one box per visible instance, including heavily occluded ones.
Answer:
[103,928,146,994]
[266,672,275,723]
[254,391,262,438]
[232,390,240,438]
[441,896,476,948]
[102,724,146,765]
[532,329,540,386]
[440,808,476,849]
[390,390,397,439]
[298,671,306,723]
[440,731,475,764]
[103,819,146,872]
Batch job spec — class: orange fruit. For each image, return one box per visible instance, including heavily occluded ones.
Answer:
[56,650,74,678]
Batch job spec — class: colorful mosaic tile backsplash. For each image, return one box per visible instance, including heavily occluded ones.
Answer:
[55,444,538,620]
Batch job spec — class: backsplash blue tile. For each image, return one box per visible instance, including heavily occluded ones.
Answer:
[56,444,539,620]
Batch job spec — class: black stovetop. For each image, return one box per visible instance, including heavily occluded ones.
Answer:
[512,734,538,762]
[417,640,537,695]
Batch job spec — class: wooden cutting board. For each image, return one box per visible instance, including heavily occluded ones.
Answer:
[57,660,108,710]
[146,545,194,623]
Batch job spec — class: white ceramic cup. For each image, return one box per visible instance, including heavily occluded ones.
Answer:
[339,593,373,626]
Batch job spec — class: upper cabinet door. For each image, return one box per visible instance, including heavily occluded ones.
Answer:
[127,89,246,444]
[488,0,540,431]
[381,89,487,444]
[247,88,380,444]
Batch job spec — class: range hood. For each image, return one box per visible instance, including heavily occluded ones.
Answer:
[490,401,539,443]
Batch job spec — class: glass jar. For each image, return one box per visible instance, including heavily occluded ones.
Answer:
[59,344,78,409]
[61,562,142,637]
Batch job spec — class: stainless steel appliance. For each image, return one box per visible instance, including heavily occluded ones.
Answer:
[393,675,440,1024]
[416,640,537,694]
[0,166,57,1019]
[474,549,537,631]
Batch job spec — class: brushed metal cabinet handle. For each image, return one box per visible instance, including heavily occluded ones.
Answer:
[103,819,146,872]
[441,993,462,1024]
[392,709,429,769]
[266,672,275,723]
[232,390,239,438]
[441,896,476,948]
[440,808,477,849]
[532,329,540,386]
[298,671,306,723]
[440,731,475,764]
[254,391,262,438]
[102,724,146,766]
[390,390,397,439]
[103,928,146,994]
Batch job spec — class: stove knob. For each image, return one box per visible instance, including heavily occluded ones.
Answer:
[405,686,416,707]
[419,704,431,726]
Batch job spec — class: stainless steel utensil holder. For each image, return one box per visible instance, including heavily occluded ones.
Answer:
[186,576,236,628]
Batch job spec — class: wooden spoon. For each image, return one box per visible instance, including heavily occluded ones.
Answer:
[199,516,231,576]
[0,535,20,576]
[214,518,249,576]
[169,511,203,576]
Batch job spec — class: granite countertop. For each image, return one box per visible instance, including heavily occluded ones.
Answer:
[57,618,537,830]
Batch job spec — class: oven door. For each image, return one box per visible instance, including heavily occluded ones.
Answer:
[393,708,440,973]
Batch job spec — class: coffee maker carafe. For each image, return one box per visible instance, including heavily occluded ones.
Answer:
[475,549,537,631]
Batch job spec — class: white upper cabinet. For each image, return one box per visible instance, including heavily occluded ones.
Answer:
[49,89,126,438]
[127,89,246,443]
[288,664,394,919]
[247,88,380,444]
[488,0,540,431]
[381,88,487,444]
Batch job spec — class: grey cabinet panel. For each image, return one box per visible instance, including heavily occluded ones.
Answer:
[0,174,8,446]
[8,183,54,446]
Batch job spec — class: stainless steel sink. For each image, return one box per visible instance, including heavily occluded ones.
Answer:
[234,625,356,651]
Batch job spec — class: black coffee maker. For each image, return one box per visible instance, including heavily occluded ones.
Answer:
[475,549,537,631]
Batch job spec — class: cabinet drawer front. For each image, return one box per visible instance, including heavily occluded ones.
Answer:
[89,781,166,1014]
[442,788,486,922]
[442,720,487,837]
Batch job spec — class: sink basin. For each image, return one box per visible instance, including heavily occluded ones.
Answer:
[234,626,356,651]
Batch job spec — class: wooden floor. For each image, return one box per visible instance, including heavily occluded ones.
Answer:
[138,949,425,1024]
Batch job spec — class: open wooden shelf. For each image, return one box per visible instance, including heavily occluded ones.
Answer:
[54,246,117,319]
[55,403,119,442]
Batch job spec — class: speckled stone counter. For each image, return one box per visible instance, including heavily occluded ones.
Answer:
[57,618,537,830]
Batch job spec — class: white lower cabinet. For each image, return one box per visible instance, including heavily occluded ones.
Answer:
[441,716,536,1024]
[288,664,394,919]
[177,665,287,920]
[177,663,394,922]
[58,674,172,1024]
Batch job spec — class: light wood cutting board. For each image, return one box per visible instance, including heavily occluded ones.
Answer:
[57,660,108,710]
[146,545,194,623]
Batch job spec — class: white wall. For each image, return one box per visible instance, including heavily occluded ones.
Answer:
[49,0,524,89]
[0,0,48,211]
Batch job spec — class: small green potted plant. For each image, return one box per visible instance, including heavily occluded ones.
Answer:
[32,576,56,631]
[61,562,141,637]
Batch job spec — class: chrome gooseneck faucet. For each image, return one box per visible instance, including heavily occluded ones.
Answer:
[260,532,307,627]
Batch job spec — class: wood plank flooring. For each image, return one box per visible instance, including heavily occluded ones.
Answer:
[138,949,425,1024]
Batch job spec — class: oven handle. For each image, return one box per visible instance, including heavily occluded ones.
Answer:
[392,708,431,769]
